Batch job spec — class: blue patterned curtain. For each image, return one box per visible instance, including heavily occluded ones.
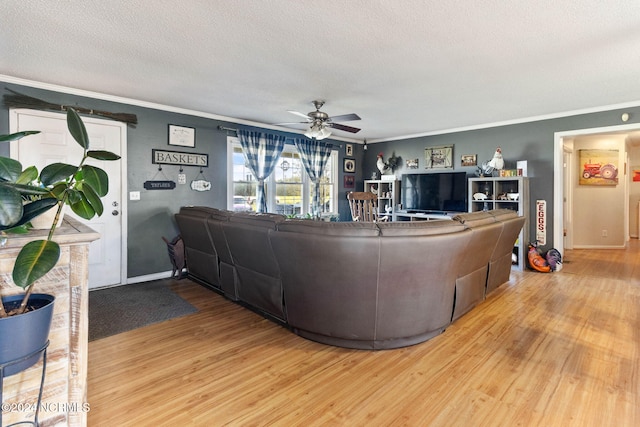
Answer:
[293,138,332,218]
[237,129,286,213]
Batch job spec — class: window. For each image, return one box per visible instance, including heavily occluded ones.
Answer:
[229,142,258,212]
[310,154,337,215]
[227,137,338,216]
[273,150,304,216]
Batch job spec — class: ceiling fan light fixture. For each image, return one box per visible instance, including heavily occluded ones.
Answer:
[318,126,331,140]
[304,127,317,139]
[284,101,360,137]
[304,123,331,140]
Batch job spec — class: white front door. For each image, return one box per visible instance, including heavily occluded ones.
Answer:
[10,109,127,289]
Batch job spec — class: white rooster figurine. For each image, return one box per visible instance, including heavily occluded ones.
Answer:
[377,153,390,175]
[487,147,504,171]
[479,147,505,176]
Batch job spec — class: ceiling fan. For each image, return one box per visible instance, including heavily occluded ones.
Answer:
[276,100,361,140]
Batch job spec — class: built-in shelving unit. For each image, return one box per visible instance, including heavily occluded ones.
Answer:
[468,176,529,270]
[364,178,400,221]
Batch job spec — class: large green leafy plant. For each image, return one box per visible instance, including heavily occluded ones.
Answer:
[0,108,120,317]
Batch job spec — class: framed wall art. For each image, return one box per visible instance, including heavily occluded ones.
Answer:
[345,143,354,157]
[344,175,355,188]
[425,145,453,169]
[406,158,419,169]
[168,124,196,148]
[461,154,477,167]
[578,149,619,186]
[343,158,356,173]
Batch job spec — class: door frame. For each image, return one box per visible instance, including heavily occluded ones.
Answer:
[9,108,129,287]
[554,122,640,255]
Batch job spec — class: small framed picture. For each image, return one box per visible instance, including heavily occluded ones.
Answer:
[406,158,419,169]
[345,143,354,157]
[168,125,196,148]
[461,154,477,167]
[343,158,356,173]
[344,175,355,188]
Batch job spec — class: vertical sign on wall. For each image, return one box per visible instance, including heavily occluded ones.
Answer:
[536,200,546,246]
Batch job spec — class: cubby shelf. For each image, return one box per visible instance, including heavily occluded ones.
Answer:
[364,179,400,222]
[468,176,530,270]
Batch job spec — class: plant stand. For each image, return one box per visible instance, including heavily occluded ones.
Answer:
[1,218,98,426]
[0,341,49,427]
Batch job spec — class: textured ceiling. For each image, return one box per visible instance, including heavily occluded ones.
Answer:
[2,0,640,142]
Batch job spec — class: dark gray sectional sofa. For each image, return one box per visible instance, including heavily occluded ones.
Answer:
[175,206,525,350]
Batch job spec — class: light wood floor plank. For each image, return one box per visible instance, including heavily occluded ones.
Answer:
[88,240,640,426]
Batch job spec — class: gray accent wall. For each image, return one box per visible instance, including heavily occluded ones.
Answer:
[0,81,356,279]
[362,109,640,250]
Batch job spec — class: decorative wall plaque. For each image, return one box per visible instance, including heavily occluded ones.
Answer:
[190,180,211,192]
[152,149,208,167]
[144,180,176,190]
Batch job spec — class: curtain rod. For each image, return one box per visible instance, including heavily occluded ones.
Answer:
[218,125,342,148]
[218,125,237,133]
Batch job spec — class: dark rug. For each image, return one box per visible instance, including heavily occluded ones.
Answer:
[89,280,198,341]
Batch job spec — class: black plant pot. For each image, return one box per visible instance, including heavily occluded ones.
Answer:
[0,294,54,377]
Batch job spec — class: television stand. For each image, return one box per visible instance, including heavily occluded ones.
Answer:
[394,211,455,221]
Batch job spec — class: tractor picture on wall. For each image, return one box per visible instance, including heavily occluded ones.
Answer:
[582,162,618,181]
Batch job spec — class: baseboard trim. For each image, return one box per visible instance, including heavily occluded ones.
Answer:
[127,271,177,285]
[90,271,178,292]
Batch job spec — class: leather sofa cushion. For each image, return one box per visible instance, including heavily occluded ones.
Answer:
[377,220,465,236]
[488,209,519,221]
[229,212,285,228]
[175,206,219,285]
[179,205,232,221]
[451,211,496,227]
[209,209,233,221]
[277,219,380,236]
[179,206,213,218]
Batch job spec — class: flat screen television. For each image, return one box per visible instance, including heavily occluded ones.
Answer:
[401,172,467,213]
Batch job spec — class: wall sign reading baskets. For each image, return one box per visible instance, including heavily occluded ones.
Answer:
[152,149,208,167]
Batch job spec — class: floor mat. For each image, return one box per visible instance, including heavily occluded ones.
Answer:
[89,280,198,341]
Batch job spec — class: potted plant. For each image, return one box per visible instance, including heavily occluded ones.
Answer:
[0,107,120,376]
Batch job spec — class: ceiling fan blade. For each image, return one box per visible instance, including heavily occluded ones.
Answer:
[287,110,311,120]
[273,122,309,126]
[328,113,361,122]
[329,123,361,133]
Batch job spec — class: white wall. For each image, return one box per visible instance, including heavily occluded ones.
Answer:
[571,134,627,248]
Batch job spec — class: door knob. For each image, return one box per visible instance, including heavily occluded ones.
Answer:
[112,210,119,216]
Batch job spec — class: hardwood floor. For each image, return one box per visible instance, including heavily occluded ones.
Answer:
[88,240,640,426]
